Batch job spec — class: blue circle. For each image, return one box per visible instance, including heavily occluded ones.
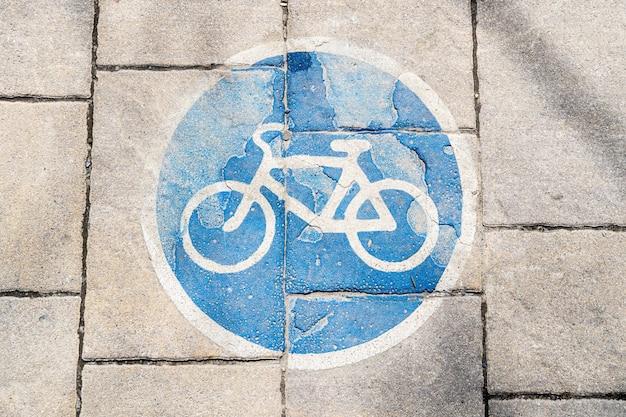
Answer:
[156,52,462,354]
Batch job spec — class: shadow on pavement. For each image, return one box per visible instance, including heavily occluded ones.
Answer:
[477,0,626,190]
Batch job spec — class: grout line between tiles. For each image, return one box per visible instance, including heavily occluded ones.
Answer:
[74,0,99,415]
[280,2,290,417]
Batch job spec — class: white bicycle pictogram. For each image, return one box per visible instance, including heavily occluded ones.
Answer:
[180,123,439,274]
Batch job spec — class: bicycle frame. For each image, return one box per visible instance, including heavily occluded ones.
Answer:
[223,123,397,234]
[182,122,440,273]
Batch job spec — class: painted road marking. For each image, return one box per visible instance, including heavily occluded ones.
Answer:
[180,122,440,274]
[142,39,477,369]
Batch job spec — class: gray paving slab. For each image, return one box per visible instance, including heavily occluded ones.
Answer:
[81,362,282,416]
[97,0,283,66]
[281,133,482,295]
[0,0,92,97]
[478,0,626,226]
[84,70,245,360]
[0,297,80,416]
[0,103,87,293]
[485,230,626,394]
[489,399,626,417]
[285,296,484,417]
[287,0,476,129]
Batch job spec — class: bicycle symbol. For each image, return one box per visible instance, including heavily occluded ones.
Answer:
[180,123,440,274]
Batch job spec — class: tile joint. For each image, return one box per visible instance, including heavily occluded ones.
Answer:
[280,2,289,417]
[75,0,99,415]
[489,392,626,401]
[0,95,90,102]
[470,1,488,415]
[96,64,229,72]
[484,224,626,232]
[471,0,481,137]
[0,291,80,298]
[82,357,280,366]
[285,290,482,298]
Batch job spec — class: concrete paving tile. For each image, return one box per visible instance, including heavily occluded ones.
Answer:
[288,294,425,355]
[288,0,475,129]
[81,363,282,416]
[153,67,287,354]
[485,230,626,394]
[0,103,87,293]
[489,399,626,417]
[97,0,283,66]
[84,70,255,360]
[285,296,484,417]
[284,132,481,295]
[85,68,288,359]
[0,297,80,417]
[0,0,92,96]
[279,49,481,297]
[478,0,626,225]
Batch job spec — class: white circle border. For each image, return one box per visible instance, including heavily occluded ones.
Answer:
[142,38,479,370]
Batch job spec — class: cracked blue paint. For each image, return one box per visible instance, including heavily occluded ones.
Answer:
[287,52,336,131]
[317,53,398,129]
[289,295,423,354]
[285,131,461,295]
[153,51,464,356]
[392,80,441,131]
[290,166,337,214]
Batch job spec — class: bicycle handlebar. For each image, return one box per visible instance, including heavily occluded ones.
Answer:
[251,123,283,156]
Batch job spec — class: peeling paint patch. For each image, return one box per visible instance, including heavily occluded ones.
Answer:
[290,166,337,214]
[392,80,441,131]
[318,53,398,129]
[298,225,323,243]
[365,132,427,191]
[289,295,423,354]
[287,52,336,131]
[430,224,457,267]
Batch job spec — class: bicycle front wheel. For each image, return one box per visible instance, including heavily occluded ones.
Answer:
[345,179,439,273]
[180,181,275,274]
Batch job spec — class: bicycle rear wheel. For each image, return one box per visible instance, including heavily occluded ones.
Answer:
[345,179,439,272]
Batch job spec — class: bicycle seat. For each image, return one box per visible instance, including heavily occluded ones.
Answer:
[330,139,371,154]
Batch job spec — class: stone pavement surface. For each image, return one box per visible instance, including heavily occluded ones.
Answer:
[0,1,623,416]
